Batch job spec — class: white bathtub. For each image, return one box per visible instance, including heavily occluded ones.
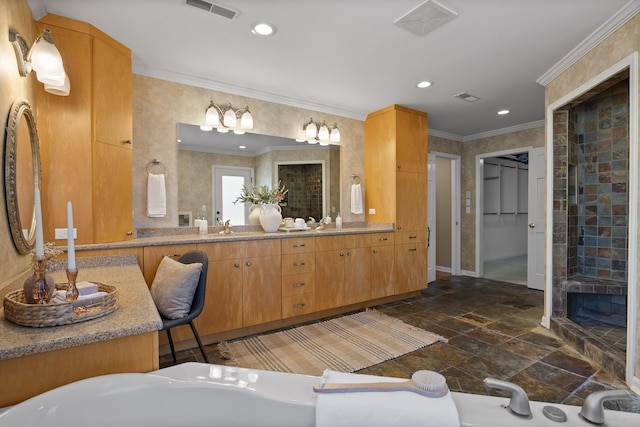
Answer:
[0,362,637,427]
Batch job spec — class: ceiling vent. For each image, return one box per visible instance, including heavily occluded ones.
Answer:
[184,0,240,21]
[454,92,480,102]
[394,0,458,36]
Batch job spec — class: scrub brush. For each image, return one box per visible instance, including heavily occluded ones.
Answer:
[313,370,449,398]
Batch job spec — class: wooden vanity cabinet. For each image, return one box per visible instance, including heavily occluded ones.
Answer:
[196,240,282,331]
[364,105,428,293]
[315,234,370,311]
[370,232,395,299]
[37,14,133,245]
[282,237,316,318]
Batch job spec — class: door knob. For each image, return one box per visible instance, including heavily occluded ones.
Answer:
[529,223,535,228]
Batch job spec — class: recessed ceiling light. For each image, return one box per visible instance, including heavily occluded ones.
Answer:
[498,109,510,115]
[239,145,246,149]
[416,81,433,88]
[251,21,277,36]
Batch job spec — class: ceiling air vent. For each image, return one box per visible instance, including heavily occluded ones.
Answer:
[394,0,457,36]
[184,0,240,21]
[454,92,480,102]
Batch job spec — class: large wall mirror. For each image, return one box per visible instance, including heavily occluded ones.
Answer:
[5,98,40,254]
[177,123,340,226]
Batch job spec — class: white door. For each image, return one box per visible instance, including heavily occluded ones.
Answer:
[213,166,253,225]
[527,147,545,290]
[427,154,436,282]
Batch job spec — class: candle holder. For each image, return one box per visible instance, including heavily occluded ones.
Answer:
[65,268,79,301]
[23,257,55,304]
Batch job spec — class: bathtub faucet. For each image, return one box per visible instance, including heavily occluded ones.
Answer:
[483,378,531,417]
[579,389,633,424]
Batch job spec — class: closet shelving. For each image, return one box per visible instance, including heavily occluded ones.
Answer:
[483,159,528,215]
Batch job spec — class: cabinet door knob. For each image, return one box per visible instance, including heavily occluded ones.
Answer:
[124,139,132,144]
[339,252,344,257]
[234,263,240,268]
[397,225,402,230]
[347,251,352,256]
[126,231,133,236]
[373,249,378,254]
[397,165,402,170]
[245,261,252,267]
[529,223,535,228]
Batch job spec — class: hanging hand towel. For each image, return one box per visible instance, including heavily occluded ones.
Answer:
[350,183,363,215]
[147,173,166,217]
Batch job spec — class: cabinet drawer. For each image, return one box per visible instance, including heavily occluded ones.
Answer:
[395,230,427,244]
[282,237,315,254]
[282,294,315,318]
[343,233,370,249]
[315,235,344,252]
[282,273,316,297]
[244,240,281,258]
[197,241,243,260]
[369,232,394,246]
[282,253,315,276]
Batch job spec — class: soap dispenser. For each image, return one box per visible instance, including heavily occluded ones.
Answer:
[336,213,342,229]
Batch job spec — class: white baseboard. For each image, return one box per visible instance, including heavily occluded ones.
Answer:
[460,269,478,277]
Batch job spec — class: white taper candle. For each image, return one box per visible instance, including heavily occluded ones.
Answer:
[34,187,44,259]
[67,201,76,271]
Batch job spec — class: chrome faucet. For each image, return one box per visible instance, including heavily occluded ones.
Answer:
[217,219,233,234]
[579,389,633,424]
[483,378,531,417]
[315,217,327,231]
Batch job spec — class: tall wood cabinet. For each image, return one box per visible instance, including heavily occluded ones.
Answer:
[364,105,429,292]
[36,14,133,245]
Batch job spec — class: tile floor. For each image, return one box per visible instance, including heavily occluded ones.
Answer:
[160,275,640,413]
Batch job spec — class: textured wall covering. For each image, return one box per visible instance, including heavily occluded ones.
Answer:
[0,0,37,288]
[132,75,364,229]
[543,14,639,379]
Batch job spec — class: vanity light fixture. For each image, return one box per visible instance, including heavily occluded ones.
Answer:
[9,29,70,96]
[303,118,341,144]
[416,81,433,88]
[498,109,510,115]
[205,101,254,134]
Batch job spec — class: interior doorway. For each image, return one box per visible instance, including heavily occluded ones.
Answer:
[476,148,534,287]
[429,152,461,279]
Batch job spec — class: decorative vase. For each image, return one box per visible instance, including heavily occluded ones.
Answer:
[23,258,56,304]
[259,202,282,233]
[248,203,261,225]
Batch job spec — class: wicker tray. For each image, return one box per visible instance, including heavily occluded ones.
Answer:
[3,282,119,328]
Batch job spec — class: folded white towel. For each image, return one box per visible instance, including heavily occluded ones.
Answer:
[54,290,108,303]
[147,173,166,217]
[315,370,460,427]
[76,281,99,295]
[350,183,363,215]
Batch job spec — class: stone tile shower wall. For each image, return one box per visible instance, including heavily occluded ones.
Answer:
[278,164,323,220]
[552,80,630,318]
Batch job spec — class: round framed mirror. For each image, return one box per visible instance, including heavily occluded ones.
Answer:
[5,98,40,255]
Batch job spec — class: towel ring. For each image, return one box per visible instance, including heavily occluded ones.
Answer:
[351,174,361,184]
[146,159,167,175]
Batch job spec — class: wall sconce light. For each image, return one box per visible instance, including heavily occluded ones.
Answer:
[303,118,340,145]
[9,29,70,96]
[205,101,253,134]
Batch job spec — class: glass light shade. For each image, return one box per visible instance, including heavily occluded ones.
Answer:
[223,108,237,128]
[318,123,329,141]
[319,141,329,146]
[240,110,253,129]
[217,127,229,133]
[307,139,318,145]
[44,72,70,96]
[233,130,245,135]
[30,36,65,86]
[330,126,341,143]
[305,121,317,138]
[199,125,213,131]
[205,106,220,126]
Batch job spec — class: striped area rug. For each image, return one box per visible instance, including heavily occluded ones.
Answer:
[218,309,447,376]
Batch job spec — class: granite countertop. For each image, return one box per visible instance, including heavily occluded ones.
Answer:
[73,222,395,252]
[0,257,162,360]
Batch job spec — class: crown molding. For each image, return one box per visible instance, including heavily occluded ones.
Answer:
[537,0,640,86]
[133,65,367,121]
[430,120,545,143]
